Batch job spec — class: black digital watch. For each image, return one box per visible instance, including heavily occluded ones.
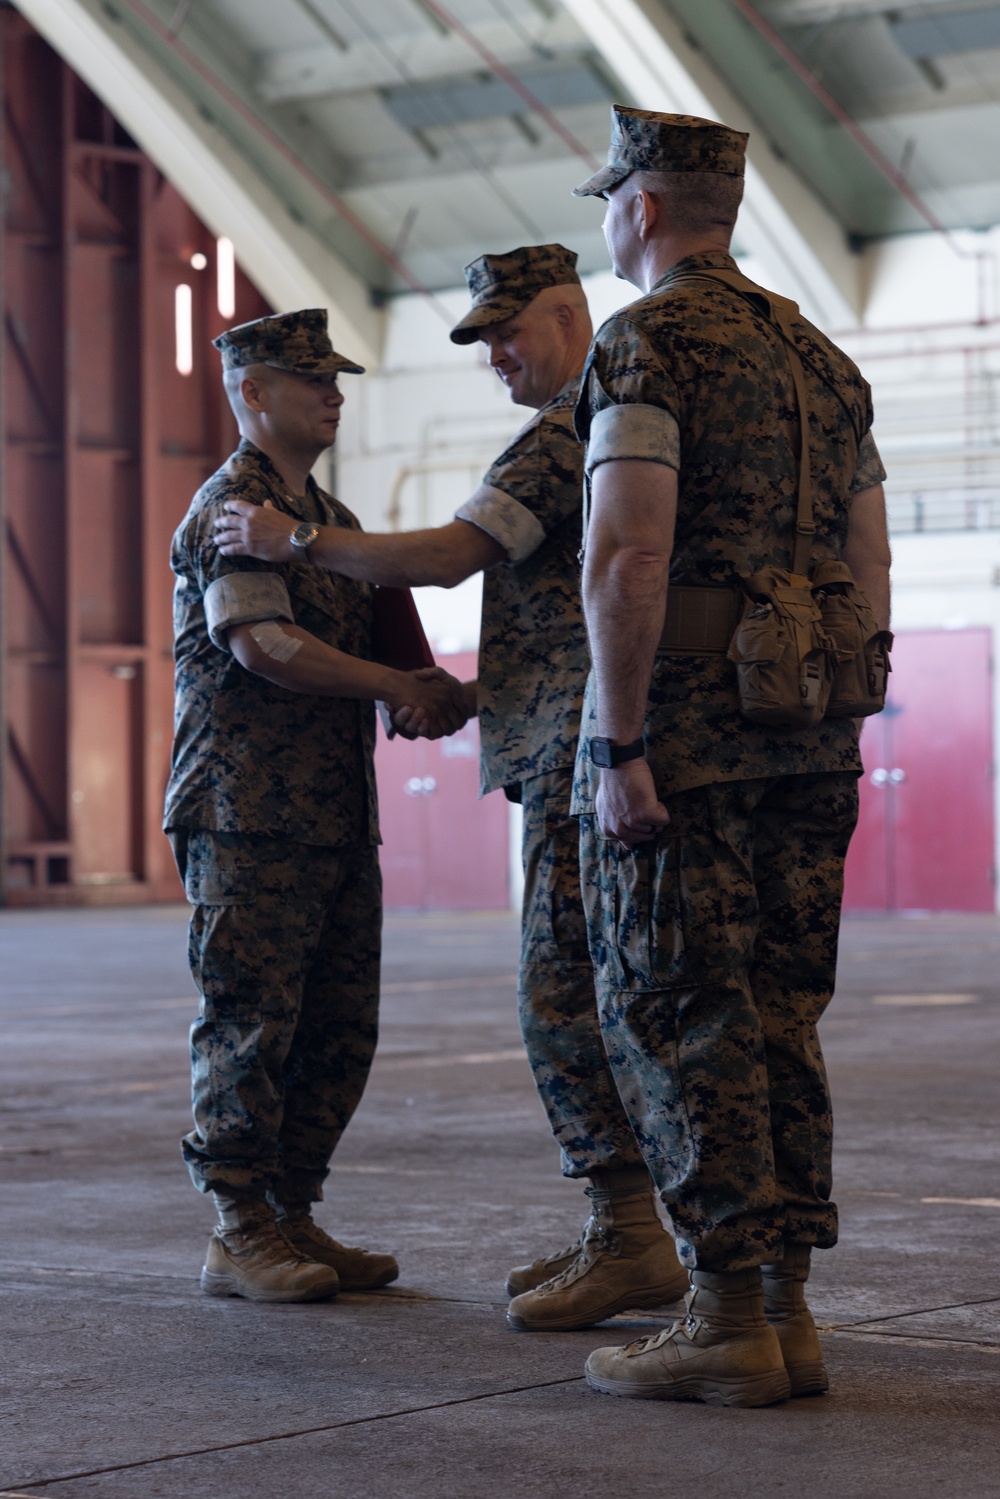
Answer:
[589,736,645,769]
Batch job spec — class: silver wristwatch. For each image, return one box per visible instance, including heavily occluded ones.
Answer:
[289,522,320,557]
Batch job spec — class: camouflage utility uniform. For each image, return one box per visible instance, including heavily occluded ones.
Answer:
[456,385,642,1176]
[451,246,641,1179]
[573,250,886,1269]
[164,438,381,1205]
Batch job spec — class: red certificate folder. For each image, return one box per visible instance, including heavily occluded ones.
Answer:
[371,585,435,671]
[370,586,435,737]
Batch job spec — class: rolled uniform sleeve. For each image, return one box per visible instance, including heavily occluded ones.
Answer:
[851,430,887,495]
[456,383,583,565]
[203,572,294,650]
[576,316,682,475]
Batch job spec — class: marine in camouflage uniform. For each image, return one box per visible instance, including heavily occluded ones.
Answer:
[569,107,891,1403]
[451,248,640,1184]
[165,309,431,1302]
[450,250,688,1327]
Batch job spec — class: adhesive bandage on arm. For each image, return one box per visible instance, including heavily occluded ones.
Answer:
[249,620,303,664]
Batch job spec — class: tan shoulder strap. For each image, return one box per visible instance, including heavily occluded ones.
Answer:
[675,268,814,577]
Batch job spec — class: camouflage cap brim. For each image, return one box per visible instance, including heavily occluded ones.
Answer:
[263,351,365,376]
[450,295,536,345]
[572,161,632,199]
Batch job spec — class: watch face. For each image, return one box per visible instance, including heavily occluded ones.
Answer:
[590,738,613,769]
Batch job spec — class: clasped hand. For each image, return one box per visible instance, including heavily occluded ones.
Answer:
[595,758,671,850]
[390,667,469,741]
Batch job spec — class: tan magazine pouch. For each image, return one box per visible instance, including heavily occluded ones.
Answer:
[678,269,890,728]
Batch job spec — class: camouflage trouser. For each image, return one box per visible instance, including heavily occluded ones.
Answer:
[519,767,643,1177]
[579,771,859,1271]
[169,829,381,1203]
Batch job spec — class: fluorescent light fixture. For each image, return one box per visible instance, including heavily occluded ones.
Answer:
[190,251,208,270]
[217,236,236,319]
[174,283,193,376]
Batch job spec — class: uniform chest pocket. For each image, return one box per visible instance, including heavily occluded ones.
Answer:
[183,831,258,907]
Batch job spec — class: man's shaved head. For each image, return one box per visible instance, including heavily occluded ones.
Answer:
[223,362,274,423]
[626,169,744,240]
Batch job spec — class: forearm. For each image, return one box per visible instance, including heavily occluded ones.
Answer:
[583,547,669,741]
[309,523,483,589]
[230,622,410,705]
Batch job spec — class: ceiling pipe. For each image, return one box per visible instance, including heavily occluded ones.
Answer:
[728,0,978,259]
[117,0,455,322]
[415,0,601,169]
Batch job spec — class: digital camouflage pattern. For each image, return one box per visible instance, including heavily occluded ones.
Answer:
[519,768,643,1177]
[579,771,859,1270]
[573,106,748,198]
[472,380,590,793]
[450,243,581,344]
[164,439,379,845]
[170,829,381,1201]
[213,308,365,375]
[572,249,871,811]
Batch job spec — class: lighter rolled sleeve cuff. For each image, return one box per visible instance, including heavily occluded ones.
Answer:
[586,403,681,474]
[851,430,887,495]
[456,484,546,564]
[204,572,294,650]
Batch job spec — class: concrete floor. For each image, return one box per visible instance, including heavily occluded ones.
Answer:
[2,905,999,1498]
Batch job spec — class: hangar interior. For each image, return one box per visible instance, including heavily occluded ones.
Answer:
[2,2,1000,1495]
[3,0,1000,912]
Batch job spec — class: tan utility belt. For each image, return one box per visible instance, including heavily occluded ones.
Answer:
[657,585,742,654]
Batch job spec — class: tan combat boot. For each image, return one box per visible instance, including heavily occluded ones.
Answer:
[506,1167,689,1331]
[505,1233,584,1297]
[201,1196,340,1303]
[584,1267,791,1407]
[762,1243,828,1397]
[276,1205,399,1291]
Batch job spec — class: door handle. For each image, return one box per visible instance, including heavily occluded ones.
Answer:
[888,767,906,785]
[404,776,437,796]
[870,767,888,786]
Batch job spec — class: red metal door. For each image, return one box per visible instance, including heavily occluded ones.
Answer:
[375,651,510,910]
[843,628,995,912]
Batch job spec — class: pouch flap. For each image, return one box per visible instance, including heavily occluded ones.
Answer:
[727,610,788,665]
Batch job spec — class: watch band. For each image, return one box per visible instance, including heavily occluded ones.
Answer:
[589,736,645,769]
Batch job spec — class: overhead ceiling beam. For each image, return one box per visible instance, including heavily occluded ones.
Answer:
[14,0,385,366]
[559,0,863,327]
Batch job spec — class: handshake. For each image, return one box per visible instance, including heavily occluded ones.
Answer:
[385,667,473,742]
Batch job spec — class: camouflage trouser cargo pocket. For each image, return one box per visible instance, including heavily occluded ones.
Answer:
[518,769,643,1175]
[179,829,257,907]
[607,839,683,992]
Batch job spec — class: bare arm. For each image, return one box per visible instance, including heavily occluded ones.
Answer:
[582,459,677,847]
[843,482,891,632]
[214,502,504,588]
[228,622,468,738]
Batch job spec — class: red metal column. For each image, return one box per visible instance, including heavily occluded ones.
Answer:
[2,13,270,905]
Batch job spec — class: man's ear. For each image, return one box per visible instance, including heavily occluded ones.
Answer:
[552,301,575,332]
[636,187,658,242]
[240,375,266,413]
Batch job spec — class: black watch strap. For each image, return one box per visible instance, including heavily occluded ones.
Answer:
[589,736,645,769]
